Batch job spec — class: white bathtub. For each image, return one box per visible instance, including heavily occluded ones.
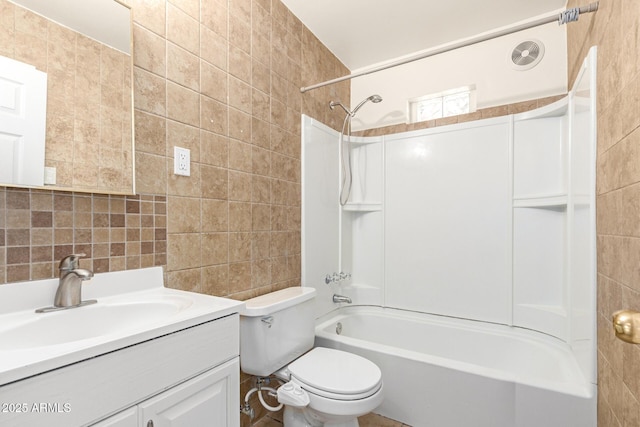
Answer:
[314,306,596,427]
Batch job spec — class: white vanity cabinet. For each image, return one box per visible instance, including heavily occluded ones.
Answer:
[0,314,240,427]
[93,408,137,427]
[138,359,237,427]
[95,358,238,427]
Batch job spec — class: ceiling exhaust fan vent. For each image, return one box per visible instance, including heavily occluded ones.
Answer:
[510,39,545,71]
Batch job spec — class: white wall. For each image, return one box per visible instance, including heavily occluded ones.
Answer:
[349,22,567,131]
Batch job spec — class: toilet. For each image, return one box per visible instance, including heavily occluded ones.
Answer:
[240,287,383,427]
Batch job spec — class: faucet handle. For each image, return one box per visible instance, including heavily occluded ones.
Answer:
[59,253,87,271]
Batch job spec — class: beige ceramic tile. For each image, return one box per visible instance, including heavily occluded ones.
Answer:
[229,77,252,114]
[167,42,200,91]
[229,171,252,202]
[201,199,228,232]
[229,44,252,83]
[135,152,167,194]
[133,24,166,77]
[252,175,271,204]
[167,233,201,271]
[229,232,251,262]
[166,81,200,127]
[252,232,270,260]
[167,2,199,54]
[167,196,201,233]
[251,31,271,66]
[229,202,252,231]
[166,268,201,293]
[134,67,167,115]
[229,15,251,54]
[200,95,228,135]
[202,264,229,295]
[169,0,199,20]
[228,261,252,294]
[200,130,229,167]
[201,233,229,266]
[229,108,252,143]
[201,61,228,103]
[201,0,228,37]
[135,110,167,156]
[252,117,271,148]
[200,166,228,200]
[200,25,228,71]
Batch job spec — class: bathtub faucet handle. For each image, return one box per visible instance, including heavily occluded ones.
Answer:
[325,273,339,284]
[325,271,351,285]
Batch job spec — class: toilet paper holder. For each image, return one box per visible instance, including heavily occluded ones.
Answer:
[612,310,640,344]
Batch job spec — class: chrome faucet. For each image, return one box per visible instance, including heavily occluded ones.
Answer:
[36,254,96,313]
[332,294,352,304]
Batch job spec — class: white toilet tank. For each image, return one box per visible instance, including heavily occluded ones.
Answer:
[239,287,316,376]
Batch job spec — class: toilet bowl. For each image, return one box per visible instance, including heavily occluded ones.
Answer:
[280,347,384,426]
[239,287,384,426]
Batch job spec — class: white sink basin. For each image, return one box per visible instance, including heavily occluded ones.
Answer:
[0,266,244,386]
[0,295,194,350]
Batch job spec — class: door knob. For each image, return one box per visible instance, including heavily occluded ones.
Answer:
[612,310,640,343]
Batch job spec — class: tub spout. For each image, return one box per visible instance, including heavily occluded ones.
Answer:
[333,294,352,304]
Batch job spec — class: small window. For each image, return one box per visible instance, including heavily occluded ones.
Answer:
[409,86,476,123]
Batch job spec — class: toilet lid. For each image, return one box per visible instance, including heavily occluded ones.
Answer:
[288,347,382,400]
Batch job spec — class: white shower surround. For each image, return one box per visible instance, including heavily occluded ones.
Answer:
[302,48,596,425]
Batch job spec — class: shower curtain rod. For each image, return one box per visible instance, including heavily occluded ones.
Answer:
[299,2,599,93]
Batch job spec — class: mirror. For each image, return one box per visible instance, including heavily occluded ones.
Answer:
[0,0,134,194]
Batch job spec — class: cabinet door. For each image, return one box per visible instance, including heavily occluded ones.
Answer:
[139,358,239,427]
[91,407,138,427]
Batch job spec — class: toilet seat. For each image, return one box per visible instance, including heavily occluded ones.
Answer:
[288,347,382,401]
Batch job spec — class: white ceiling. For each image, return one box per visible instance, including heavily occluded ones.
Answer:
[281,0,568,71]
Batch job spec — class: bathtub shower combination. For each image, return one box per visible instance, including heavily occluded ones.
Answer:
[302,49,597,426]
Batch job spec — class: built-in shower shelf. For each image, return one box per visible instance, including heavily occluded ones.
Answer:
[342,203,382,212]
[513,194,567,208]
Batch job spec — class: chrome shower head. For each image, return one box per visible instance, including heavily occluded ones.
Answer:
[351,94,383,116]
[329,94,383,117]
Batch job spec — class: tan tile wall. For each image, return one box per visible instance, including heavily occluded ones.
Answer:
[0,0,350,292]
[0,0,133,193]
[129,0,349,301]
[0,1,348,425]
[567,1,640,425]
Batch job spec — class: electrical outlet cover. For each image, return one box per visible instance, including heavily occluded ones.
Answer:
[174,146,190,176]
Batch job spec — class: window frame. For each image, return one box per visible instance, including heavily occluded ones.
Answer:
[408,85,477,123]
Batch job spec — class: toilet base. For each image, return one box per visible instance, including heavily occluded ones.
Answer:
[283,406,359,427]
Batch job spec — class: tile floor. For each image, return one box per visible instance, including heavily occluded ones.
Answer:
[254,412,409,426]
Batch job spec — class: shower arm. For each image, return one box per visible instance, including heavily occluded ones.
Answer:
[300,2,599,93]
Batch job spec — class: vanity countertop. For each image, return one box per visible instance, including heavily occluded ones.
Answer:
[0,267,244,386]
